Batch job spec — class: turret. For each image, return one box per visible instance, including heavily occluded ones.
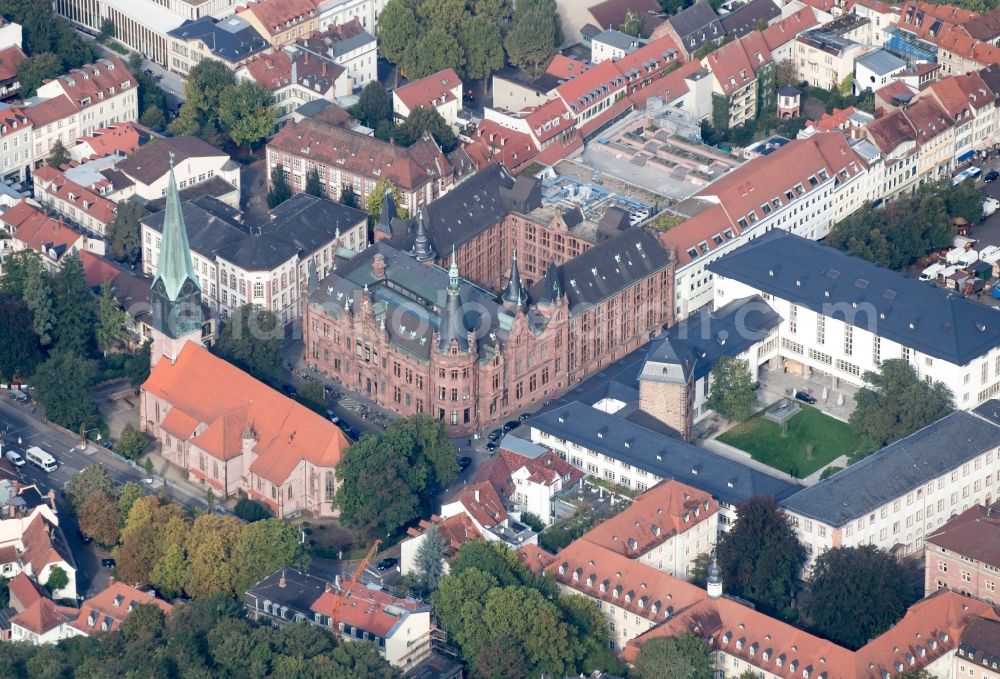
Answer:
[437,246,471,353]
[707,552,723,599]
[501,250,528,310]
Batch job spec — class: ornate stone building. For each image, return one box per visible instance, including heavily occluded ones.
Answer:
[303,223,674,435]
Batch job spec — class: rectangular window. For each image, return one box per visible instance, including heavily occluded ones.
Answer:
[816,315,825,345]
[873,336,881,366]
[789,304,798,334]
[844,325,853,356]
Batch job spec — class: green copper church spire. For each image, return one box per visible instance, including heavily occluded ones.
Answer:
[155,151,200,301]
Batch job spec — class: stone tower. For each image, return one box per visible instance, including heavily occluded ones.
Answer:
[149,152,203,366]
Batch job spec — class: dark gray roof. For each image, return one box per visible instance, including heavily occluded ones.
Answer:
[669,0,723,51]
[144,193,367,271]
[167,16,269,63]
[780,410,1000,526]
[529,229,671,312]
[141,176,238,213]
[777,85,800,96]
[390,164,542,255]
[119,137,228,185]
[642,295,781,384]
[244,568,326,616]
[719,0,781,37]
[707,230,1000,365]
[528,402,801,505]
[593,29,643,52]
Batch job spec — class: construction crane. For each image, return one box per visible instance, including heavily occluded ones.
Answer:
[330,539,382,630]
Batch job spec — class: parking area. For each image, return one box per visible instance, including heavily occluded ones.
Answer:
[755,363,858,423]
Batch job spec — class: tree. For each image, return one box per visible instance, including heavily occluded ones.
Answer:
[22,263,54,347]
[705,356,757,421]
[377,0,420,66]
[107,200,147,266]
[504,0,562,76]
[0,249,44,300]
[0,296,43,382]
[418,0,470,33]
[473,0,513,30]
[777,58,798,86]
[51,253,97,357]
[32,352,100,432]
[807,545,913,649]
[98,18,115,43]
[366,178,406,221]
[171,58,236,141]
[0,576,7,609]
[449,540,531,587]
[95,281,129,356]
[717,496,806,617]
[126,340,152,387]
[688,551,712,588]
[185,514,244,598]
[403,28,464,79]
[233,519,304,594]
[339,183,360,209]
[849,359,954,447]
[267,163,292,208]
[44,565,69,596]
[233,498,272,522]
[395,105,457,151]
[352,81,392,129]
[16,52,61,98]
[299,380,327,410]
[335,414,458,536]
[46,138,70,169]
[66,464,116,511]
[218,80,277,155]
[945,178,986,225]
[619,9,643,37]
[305,167,325,198]
[632,633,714,679]
[78,490,121,547]
[213,304,284,381]
[460,16,505,81]
[114,424,148,460]
[117,483,145,525]
[413,523,446,594]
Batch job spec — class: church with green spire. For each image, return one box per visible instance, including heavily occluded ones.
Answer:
[150,152,204,365]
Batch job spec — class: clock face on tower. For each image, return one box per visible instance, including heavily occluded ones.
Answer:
[180,279,198,298]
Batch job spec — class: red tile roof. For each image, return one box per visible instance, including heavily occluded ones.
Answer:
[311,584,428,637]
[546,54,590,79]
[522,98,574,146]
[239,49,343,93]
[926,502,1000,567]
[79,251,120,289]
[468,120,538,172]
[19,513,67,575]
[11,598,74,636]
[548,540,708,624]
[580,480,717,558]
[393,68,461,112]
[704,33,772,94]
[0,103,29,139]
[517,543,556,575]
[588,0,666,37]
[627,60,705,108]
[268,118,450,192]
[142,342,349,483]
[1,199,83,259]
[0,45,26,81]
[761,8,819,50]
[238,0,319,34]
[72,122,142,159]
[556,59,625,115]
[449,481,508,528]
[407,513,483,555]
[31,165,118,227]
[159,406,200,441]
[898,1,978,41]
[7,572,44,613]
[905,96,955,144]
[22,95,77,128]
[67,581,172,635]
[42,55,135,109]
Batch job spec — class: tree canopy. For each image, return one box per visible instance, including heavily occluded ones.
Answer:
[335,414,459,536]
[394,105,458,151]
[267,163,292,208]
[32,351,100,433]
[213,304,284,382]
[807,545,915,649]
[1,596,400,678]
[504,0,562,75]
[0,295,43,382]
[706,356,757,421]
[717,496,806,618]
[632,633,714,679]
[0,0,94,70]
[352,82,393,129]
[218,80,277,154]
[17,52,62,98]
[849,359,954,447]
[107,200,148,266]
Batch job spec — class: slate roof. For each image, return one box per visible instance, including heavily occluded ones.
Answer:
[925,501,1000,566]
[719,0,781,38]
[528,229,671,311]
[295,18,374,60]
[528,402,801,505]
[958,617,1000,667]
[781,410,1000,526]
[167,16,269,64]
[707,230,1000,365]
[143,196,247,261]
[593,29,643,52]
[641,295,781,384]
[668,0,723,53]
[588,0,666,38]
[244,568,326,616]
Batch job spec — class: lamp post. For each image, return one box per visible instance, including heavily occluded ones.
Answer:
[79,426,101,450]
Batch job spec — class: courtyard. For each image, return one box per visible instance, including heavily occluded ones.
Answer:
[717,403,872,479]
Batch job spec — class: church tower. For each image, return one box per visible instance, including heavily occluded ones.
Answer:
[706,552,723,599]
[149,152,203,366]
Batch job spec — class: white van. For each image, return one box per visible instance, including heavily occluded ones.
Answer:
[25,446,57,472]
[4,450,25,467]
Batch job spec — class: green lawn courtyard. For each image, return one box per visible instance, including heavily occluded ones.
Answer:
[717,405,870,478]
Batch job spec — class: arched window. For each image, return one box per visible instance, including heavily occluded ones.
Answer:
[325,472,335,500]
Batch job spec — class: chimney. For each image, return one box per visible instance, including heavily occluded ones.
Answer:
[372,253,386,278]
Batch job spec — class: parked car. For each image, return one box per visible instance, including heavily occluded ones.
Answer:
[518,412,532,422]
[101,439,114,449]
[794,390,817,404]
[282,384,297,398]
[101,558,116,569]
[487,428,502,441]
[986,169,999,183]
[336,421,358,440]
[376,557,398,571]
[4,450,25,467]
[485,441,498,452]
[458,456,473,471]
[502,420,519,432]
